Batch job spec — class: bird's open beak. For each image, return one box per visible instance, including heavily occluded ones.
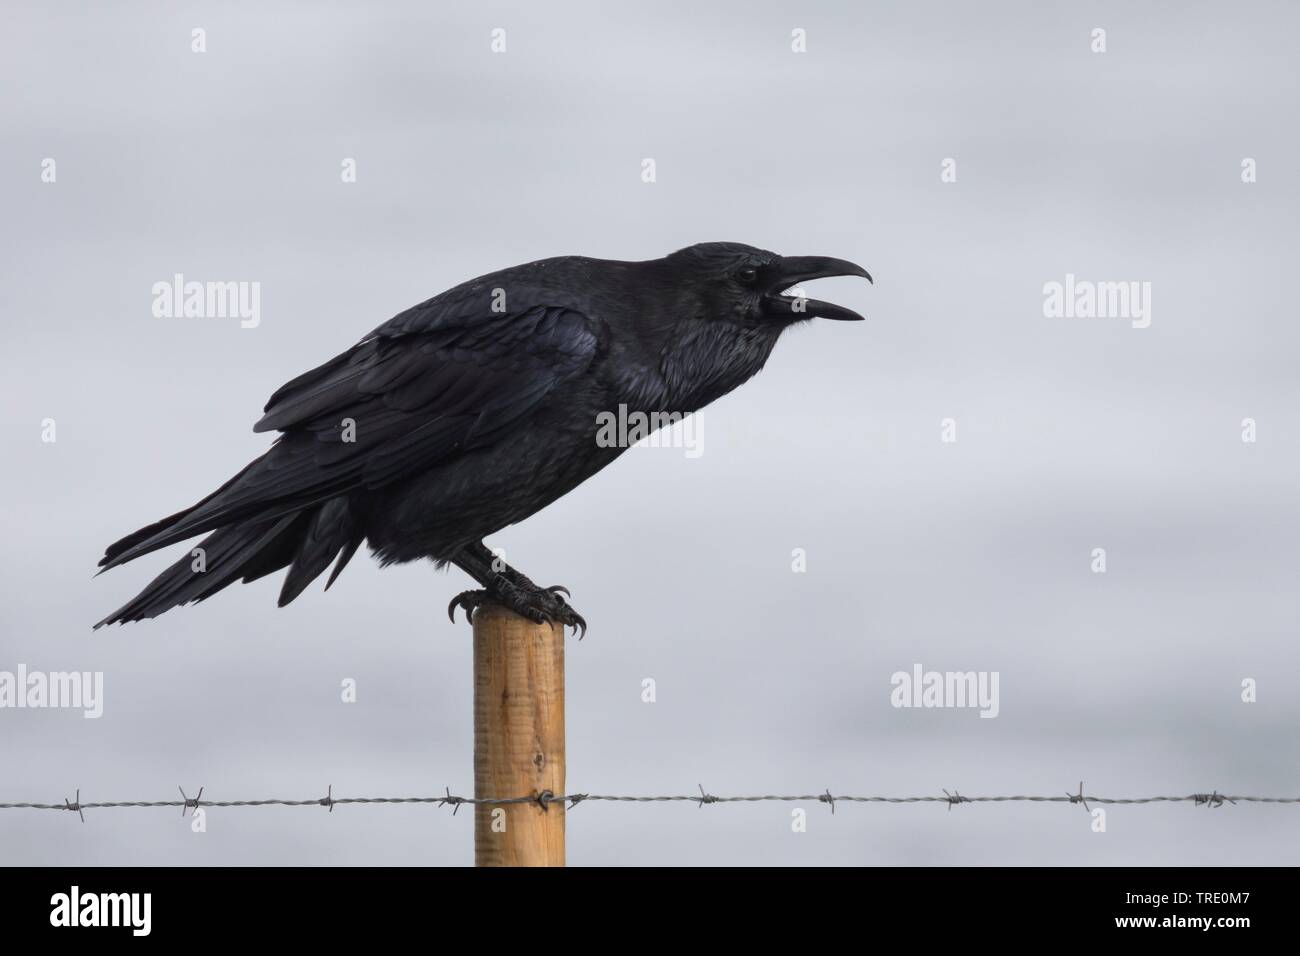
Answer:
[762,255,873,322]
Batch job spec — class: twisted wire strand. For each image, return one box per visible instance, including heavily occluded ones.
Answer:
[2,785,1294,818]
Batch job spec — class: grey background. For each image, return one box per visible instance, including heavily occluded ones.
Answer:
[2,0,1297,865]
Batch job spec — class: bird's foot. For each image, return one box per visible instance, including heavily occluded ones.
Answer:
[448,581,586,638]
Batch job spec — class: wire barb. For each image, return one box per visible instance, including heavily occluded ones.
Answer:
[696,783,718,808]
[63,789,84,823]
[178,785,203,817]
[1067,781,1090,811]
[1194,790,1236,809]
[438,786,467,815]
[942,788,969,810]
[819,789,837,814]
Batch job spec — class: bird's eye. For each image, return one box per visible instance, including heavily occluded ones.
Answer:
[736,267,758,285]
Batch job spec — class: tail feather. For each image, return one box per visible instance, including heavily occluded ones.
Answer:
[277,498,359,607]
[97,434,355,574]
[97,456,264,572]
[95,496,362,627]
[94,515,298,627]
[237,512,312,585]
[324,529,365,591]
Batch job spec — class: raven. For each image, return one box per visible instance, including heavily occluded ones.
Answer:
[95,242,871,632]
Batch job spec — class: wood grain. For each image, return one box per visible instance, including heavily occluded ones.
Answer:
[472,604,565,866]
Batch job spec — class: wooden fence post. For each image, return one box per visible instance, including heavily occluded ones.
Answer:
[472,604,565,866]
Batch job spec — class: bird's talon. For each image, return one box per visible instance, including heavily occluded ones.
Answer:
[448,589,489,626]
[450,577,585,636]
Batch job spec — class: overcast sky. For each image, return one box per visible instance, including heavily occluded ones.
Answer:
[2,0,1298,865]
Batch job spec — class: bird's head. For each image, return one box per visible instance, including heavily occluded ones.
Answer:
[664,241,872,328]
[626,241,871,411]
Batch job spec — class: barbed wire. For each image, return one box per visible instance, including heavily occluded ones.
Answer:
[1,783,1297,821]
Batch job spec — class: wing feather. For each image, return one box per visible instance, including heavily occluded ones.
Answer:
[103,303,600,567]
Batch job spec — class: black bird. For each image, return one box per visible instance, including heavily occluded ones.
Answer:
[95,242,871,632]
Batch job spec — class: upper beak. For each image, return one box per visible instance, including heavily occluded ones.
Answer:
[761,255,873,322]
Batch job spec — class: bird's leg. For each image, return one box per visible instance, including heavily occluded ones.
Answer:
[458,541,549,592]
[447,541,586,637]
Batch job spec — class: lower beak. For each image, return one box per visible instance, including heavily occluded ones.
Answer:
[762,255,873,322]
